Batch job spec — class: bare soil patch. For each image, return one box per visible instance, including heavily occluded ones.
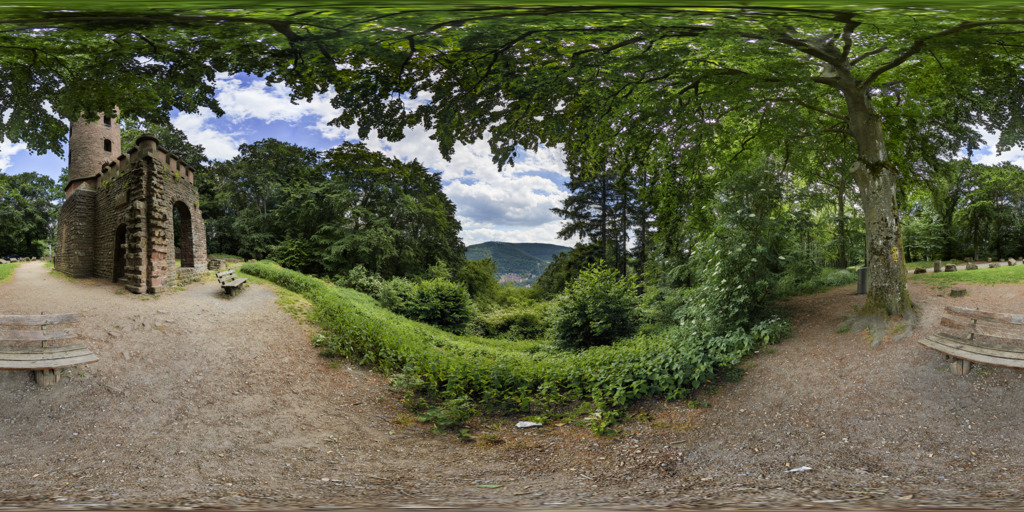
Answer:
[3,261,1024,509]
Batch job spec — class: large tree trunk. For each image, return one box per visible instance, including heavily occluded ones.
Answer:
[843,87,911,317]
[836,172,848,269]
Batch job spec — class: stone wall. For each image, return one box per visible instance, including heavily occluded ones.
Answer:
[53,133,208,294]
[54,189,96,278]
[91,150,147,293]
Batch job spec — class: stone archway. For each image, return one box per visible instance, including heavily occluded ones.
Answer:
[172,201,194,268]
[112,223,127,282]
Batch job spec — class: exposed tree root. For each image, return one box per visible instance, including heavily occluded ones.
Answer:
[839,304,917,347]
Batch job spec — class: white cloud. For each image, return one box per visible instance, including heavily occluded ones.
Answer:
[973,129,1024,168]
[355,125,568,231]
[171,108,245,160]
[0,139,28,172]
[214,75,352,140]
[460,219,573,247]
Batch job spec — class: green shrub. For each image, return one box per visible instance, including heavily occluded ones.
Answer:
[476,303,549,339]
[410,278,472,333]
[775,267,858,296]
[337,264,385,296]
[378,277,417,313]
[548,263,641,350]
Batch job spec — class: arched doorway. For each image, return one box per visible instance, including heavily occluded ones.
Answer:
[112,223,127,282]
[172,201,194,268]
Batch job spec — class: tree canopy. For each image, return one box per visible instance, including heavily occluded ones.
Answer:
[3,4,1024,317]
[201,139,465,278]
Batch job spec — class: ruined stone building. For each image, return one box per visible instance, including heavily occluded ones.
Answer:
[54,114,207,293]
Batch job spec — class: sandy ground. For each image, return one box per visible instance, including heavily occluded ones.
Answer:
[3,260,1024,509]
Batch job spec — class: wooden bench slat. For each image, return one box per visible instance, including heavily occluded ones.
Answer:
[920,334,1024,369]
[216,270,236,278]
[0,354,99,370]
[0,344,99,370]
[946,305,1024,324]
[929,332,1024,355]
[0,314,79,326]
[223,278,247,287]
[0,345,96,360]
[0,328,74,342]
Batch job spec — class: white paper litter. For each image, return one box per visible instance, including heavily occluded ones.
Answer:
[786,466,812,472]
[515,421,543,428]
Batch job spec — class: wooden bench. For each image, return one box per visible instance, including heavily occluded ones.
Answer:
[918,305,1024,375]
[217,269,247,296]
[0,313,99,386]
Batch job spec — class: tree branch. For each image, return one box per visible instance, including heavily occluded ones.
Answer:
[861,20,1024,88]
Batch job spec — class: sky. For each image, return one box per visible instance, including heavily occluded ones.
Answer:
[0,73,575,247]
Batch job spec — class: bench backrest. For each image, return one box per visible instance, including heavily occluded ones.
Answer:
[1,313,79,349]
[940,306,1024,347]
[216,270,236,279]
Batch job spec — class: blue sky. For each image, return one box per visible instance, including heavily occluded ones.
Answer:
[0,73,574,247]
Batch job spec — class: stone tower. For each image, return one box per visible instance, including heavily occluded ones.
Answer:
[67,111,121,186]
[54,112,208,293]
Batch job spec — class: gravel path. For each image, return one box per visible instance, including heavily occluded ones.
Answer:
[4,261,1024,509]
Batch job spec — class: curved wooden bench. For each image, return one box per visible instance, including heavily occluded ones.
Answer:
[0,313,98,385]
[919,306,1024,375]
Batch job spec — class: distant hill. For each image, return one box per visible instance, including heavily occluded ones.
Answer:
[466,242,572,282]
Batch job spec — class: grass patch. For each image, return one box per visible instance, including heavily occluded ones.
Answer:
[910,261,1024,289]
[0,263,17,284]
[274,286,313,321]
[241,260,720,418]
[210,253,244,261]
[906,258,964,268]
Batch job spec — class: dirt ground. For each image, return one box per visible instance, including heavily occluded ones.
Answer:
[3,260,1024,510]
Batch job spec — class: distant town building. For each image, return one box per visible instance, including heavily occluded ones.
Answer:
[498,273,531,285]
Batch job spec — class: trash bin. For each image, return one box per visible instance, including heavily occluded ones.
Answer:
[856,267,867,295]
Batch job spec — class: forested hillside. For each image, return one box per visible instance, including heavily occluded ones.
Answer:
[465,242,570,279]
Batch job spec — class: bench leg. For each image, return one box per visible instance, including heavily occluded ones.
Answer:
[950,358,971,376]
[33,369,60,386]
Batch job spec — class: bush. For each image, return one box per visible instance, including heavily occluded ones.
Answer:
[548,263,641,350]
[378,277,417,313]
[410,278,472,333]
[336,264,385,296]
[476,303,549,339]
[775,267,858,297]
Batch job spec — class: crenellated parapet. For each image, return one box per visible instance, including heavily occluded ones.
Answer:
[64,134,197,199]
